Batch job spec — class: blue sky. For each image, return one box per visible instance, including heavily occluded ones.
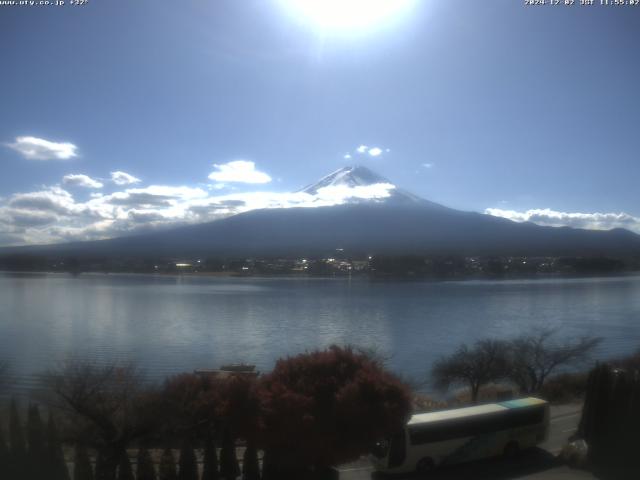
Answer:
[1,0,639,245]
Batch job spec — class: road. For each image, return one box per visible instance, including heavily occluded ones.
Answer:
[338,404,593,480]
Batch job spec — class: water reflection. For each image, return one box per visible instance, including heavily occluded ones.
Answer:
[1,272,639,394]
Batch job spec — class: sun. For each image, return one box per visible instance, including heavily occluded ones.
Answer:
[279,0,417,33]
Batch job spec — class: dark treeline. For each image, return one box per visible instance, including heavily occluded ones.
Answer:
[577,351,640,480]
[0,401,69,480]
[0,346,412,480]
[1,253,638,277]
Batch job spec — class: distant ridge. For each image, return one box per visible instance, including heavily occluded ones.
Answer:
[2,166,640,258]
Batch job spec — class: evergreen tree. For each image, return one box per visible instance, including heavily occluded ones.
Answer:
[259,450,277,480]
[117,452,134,480]
[47,412,70,480]
[241,443,260,480]
[178,441,198,480]
[0,423,10,480]
[27,404,47,479]
[95,449,107,480]
[201,438,219,480]
[136,447,157,480]
[219,429,239,480]
[73,445,94,480]
[158,448,177,480]
[9,399,26,479]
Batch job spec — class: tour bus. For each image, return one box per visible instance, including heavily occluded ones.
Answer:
[371,397,549,475]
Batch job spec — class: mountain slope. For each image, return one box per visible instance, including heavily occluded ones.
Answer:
[2,166,640,258]
[126,203,640,257]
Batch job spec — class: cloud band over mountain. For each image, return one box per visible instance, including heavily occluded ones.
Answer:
[0,168,397,246]
[0,164,638,247]
[485,208,640,234]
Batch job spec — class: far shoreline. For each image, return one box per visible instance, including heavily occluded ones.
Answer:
[1,269,639,283]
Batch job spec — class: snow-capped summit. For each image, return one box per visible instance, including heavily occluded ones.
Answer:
[300,166,391,194]
[300,165,422,204]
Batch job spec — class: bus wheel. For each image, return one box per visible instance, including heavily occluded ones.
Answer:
[504,441,520,458]
[416,457,435,473]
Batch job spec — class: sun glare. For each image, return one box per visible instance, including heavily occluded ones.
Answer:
[280,0,417,33]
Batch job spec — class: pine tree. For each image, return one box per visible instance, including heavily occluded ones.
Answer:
[201,438,219,480]
[241,443,260,480]
[0,422,10,480]
[47,412,70,480]
[259,450,277,480]
[73,445,94,480]
[178,441,198,480]
[9,399,26,479]
[117,452,134,480]
[158,448,177,480]
[136,447,157,480]
[219,429,239,480]
[94,449,107,480]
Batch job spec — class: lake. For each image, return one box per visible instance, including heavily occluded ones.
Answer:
[1,272,640,395]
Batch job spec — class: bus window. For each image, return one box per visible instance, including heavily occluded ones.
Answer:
[504,405,545,429]
[408,406,546,446]
[409,417,480,445]
[388,429,407,468]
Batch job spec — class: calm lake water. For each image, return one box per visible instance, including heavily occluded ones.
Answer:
[1,272,640,394]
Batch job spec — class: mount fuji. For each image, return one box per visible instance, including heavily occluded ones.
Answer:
[299,165,423,204]
[3,166,640,258]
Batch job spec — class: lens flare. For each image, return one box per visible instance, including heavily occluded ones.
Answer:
[280,0,417,33]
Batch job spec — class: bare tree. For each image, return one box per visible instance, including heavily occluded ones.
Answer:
[45,361,160,480]
[431,339,510,403]
[356,345,430,391]
[508,328,601,394]
[354,345,394,368]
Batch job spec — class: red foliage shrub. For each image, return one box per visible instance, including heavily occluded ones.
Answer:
[161,373,220,438]
[214,376,261,440]
[258,345,411,470]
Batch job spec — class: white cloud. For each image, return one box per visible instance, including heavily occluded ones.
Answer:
[63,174,103,189]
[5,171,637,247]
[485,207,640,234]
[6,136,78,160]
[208,160,272,184]
[348,144,388,158]
[8,209,58,228]
[422,163,434,169]
[111,171,141,186]
[313,183,395,204]
[0,176,402,246]
[107,185,207,208]
[8,187,77,216]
